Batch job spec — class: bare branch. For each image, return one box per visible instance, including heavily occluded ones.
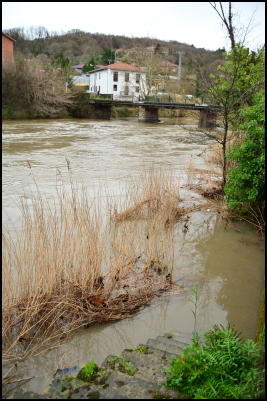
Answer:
[209,2,235,49]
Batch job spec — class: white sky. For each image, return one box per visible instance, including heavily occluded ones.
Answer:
[2,2,265,51]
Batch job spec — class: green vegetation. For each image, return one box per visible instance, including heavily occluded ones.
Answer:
[102,48,116,65]
[82,56,97,72]
[208,45,265,188]
[256,288,265,343]
[188,286,201,335]
[111,106,136,118]
[77,361,99,381]
[90,95,113,101]
[224,91,265,217]
[136,345,149,354]
[165,325,265,399]
[165,332,173,339]
[106,356,137,376]
[152,391,172,399]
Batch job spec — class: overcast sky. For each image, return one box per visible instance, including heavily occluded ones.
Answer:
[2,2,265,51]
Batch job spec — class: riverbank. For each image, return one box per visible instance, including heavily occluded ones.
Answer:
[2,119,264,397]
[2,91,204,121]
[9,325,265,399]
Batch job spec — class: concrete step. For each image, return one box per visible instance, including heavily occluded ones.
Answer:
[146,338,185,357]
[120,348,171,385]
[100,370,179,399]
[156,335,189,350]
[121,348,169,368]
[101,370,158,399]
[167,330,193,344]
[12,334,193,399]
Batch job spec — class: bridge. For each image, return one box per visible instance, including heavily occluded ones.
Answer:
[87,99,221,128]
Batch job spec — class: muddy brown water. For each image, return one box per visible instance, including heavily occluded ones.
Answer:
[2,118,264,395]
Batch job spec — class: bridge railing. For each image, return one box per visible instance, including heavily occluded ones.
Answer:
[143,95,173,103]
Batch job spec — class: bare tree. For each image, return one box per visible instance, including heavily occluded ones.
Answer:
[122,48,170,98]
[204,3,265,189]
[209,2,256,51]
[209,2,236,49]
[3,57,73,118]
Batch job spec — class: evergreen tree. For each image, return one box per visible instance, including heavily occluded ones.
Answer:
[82,57,97,72]
[102,48,115,65]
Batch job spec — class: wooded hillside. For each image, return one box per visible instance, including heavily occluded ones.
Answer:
[4,27,225,74]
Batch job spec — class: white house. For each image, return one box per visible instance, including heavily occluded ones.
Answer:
[86,62,147,101]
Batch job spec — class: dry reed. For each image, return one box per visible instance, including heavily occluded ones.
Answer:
[2,167,179,362]
[185,157,223,199]
[112,168,181,227]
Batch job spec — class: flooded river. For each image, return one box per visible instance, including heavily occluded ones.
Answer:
[2,118,265,394]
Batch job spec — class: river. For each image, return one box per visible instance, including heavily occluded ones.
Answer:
[2,118,265,395]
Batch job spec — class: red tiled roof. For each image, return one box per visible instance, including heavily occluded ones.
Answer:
[91,61,146,73]
[2,32,16,41]
[106,62,145,72]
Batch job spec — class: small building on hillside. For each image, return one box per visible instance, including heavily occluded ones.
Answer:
[86,62,147,100]
[2,32,15,68]
[71,74,90,92]
[161,61,178,79]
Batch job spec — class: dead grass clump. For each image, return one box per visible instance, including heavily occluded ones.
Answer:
[205,142,224,167]
[113,168,181,227]
[185,157,222,196]
[200,186,224,200]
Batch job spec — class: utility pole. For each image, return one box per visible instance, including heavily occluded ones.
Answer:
[177,51,184,81]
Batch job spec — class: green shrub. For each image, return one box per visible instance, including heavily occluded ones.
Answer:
[106,356,137,376]
[165,325,265,399]
[136,345,149,354]
[77,361,98,381]
[111,106,136,118]
[224,91,265,215]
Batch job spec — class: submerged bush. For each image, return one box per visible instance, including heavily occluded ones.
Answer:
[165,325,265,399]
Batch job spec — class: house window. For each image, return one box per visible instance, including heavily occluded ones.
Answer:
[125,72,129,82]
[113,84,117,91]
[135,86,139,93]
[124,86,129,95]
[136,74,140,83]
[113,72,118,82]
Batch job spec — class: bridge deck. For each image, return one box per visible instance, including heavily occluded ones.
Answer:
[89,99,221,111]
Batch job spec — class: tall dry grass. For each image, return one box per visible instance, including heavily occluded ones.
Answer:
[185,156,222,193]
[2,166,179,362]
[112,168,181,226]
[3,176,104,359]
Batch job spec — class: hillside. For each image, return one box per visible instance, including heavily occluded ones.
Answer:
[4,27,225,75]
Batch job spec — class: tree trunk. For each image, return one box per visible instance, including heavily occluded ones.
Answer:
[222,117,228,189]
